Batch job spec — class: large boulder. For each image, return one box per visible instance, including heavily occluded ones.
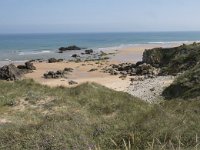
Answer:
[18,62,36,70]
[25,62,36,70]
[0,64,23,81]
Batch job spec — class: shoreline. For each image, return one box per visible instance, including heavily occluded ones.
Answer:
[20,43,180,102]
[0,42,194,101]
[0,42,190,66]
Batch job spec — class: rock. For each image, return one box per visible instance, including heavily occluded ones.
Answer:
[25,62,36,70]
[48,58,63,63]
[103,62,158,78]
[150,87,155,91]
[0,64,23,81]
[85,49,93,54]
[17,61,36,70]
[17,61,36,74]
[44,70,64,79]
[64,68,73,73]
[48,58,57,63]
[68,80,78,85]
[136,63,157,76]
[136,61,144,67]
[120,71,128,76]
[29,59,44,63]
[88,68,98,72]
[119,75,127,80]
[59,45,82,53]
[71,54,80,58]
[130,76,145,82]
[112,64,119,69]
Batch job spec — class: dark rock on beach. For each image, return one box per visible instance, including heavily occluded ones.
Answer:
[0,64,23,81]
[88,68,98,72]
[48,58,63,63]
[85,49,93,54]
[59,45,82,53]
[18,62,36,70]
[71,54,80,58]
[25,62,36,70]
[103,62,158,79]
[68,80,78,85]
[64,68,74,73]
[44,70,64,79]
[29,59,44,63]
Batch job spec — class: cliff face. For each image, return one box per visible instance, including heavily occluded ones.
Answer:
[142,43,200,75]
[142,47,177,67]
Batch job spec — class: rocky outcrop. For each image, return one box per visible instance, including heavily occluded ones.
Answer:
[103,62,159,78]
[18,62,36,70]
[43,70,64,79]
[59,45,82,53]
[0,64,23,81]
[142,43,200,75]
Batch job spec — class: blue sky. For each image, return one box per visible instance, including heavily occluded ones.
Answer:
[0,0,200,33]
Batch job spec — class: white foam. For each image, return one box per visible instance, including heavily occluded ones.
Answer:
[97,44,139,51]
[147,40,200,44]
[96,40,200,51]
[18,50,51,56]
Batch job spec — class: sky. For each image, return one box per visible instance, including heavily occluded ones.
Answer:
[0,0,200,33]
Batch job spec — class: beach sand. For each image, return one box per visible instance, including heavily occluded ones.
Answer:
[24,45,150,90]
[21,44,179,101]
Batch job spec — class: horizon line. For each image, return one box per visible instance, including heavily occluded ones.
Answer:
[1,30,200,35]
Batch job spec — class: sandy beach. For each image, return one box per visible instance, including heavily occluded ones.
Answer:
[19,44,179,101]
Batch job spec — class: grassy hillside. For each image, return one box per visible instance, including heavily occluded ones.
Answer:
[0,80,200,149]
[143,42,200,75]
[163,63,200,99]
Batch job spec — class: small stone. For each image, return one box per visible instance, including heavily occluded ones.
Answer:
[68,80,78,85]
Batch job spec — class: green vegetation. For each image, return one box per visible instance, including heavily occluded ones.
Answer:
[163,63,200,99]
[0,80,200,149]
[143,42,200,75]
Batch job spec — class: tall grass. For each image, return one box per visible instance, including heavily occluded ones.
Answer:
[0,80,200,149]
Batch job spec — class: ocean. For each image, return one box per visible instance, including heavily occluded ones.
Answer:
[0,32,200,61]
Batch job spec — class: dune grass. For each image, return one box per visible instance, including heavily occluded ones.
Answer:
[0,79,200,149]
[163,63,200,100]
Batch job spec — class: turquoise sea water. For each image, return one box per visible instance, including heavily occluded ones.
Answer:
[0,32,200,61]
